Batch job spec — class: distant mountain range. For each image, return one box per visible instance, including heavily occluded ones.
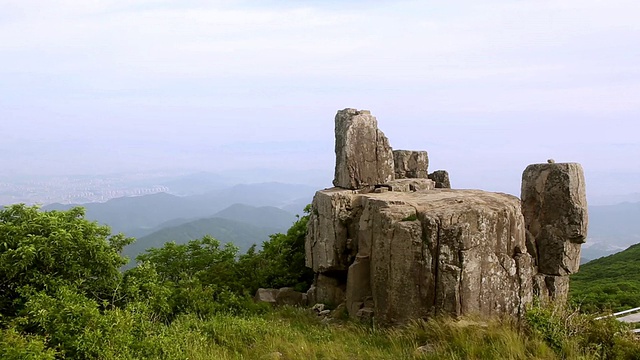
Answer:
[581,201,640,262]
[40,181,315,268]
[43,182,315,237]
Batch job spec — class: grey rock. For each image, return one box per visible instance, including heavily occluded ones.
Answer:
[346,255,372,317]
[275,287,306,306]
[254,288,278,304]
[356,307,375,320]
[305,188,357,273]
[313,189,531,322]
[312,274,346,306]
[428,170,451,189]
[384,178,435,192]
[333,109,394,189]
[255,288,306,307]
[521,163,588,276]
[393,150,429,179]
[533,274,570,302]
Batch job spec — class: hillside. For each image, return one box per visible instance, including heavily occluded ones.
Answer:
[571,242,640,312]
[123,217,278,265]
[212,203,296,230]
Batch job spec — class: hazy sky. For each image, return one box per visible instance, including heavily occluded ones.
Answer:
[1,0,639,201]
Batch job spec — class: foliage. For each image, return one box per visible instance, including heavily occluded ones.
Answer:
[5,203,640,358]
[0,204,133,319]
[524,302,640,359]
[570,243,640,312]
[237,205,314,293]
[0,327,57,360]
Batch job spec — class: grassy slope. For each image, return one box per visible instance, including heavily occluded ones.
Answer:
[571,243,640,312]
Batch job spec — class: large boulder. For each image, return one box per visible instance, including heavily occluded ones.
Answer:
[305,188,358,273]
[393,150,429,179]
[333,109,394,189]
[309,188,533,322]
[521,163,588,276]
[358,190,530,322]
[428,170,451,189]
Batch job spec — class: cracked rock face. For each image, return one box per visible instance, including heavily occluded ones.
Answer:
[333,109,394,189]
[428,170,451,189]
[393,150,429,179]
[307,188,533,323]
[521,163,588,277]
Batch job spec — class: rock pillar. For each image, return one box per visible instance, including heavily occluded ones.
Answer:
[521,162,588,300]
[333,109,394,189]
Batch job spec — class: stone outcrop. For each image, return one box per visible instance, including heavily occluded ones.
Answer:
[521,163,588,300]
[305,108,588,323]
[393,150,429,179]
[428,170,451,189]
[333,109,394,189]
[254,288,307,307]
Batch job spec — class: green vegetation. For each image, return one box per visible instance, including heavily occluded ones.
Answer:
[571,243,640,313]
[402,213,418,222]
[2,204,640,359]
[124,217,277,268]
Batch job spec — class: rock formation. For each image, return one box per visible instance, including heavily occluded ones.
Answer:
[522,163,588,301]
[393,150,429,179]
[333,109,394,189]
[428,170,451,189]
[305,108,588,323]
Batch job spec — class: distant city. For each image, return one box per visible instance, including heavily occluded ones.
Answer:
[0,174,174,206]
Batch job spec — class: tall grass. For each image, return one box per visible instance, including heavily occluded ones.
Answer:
[4,305,640,359]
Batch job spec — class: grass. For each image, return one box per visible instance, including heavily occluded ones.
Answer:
[4,305,640,359]
[84,307,602,360]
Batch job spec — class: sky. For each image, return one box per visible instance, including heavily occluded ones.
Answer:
[1,0,639,203]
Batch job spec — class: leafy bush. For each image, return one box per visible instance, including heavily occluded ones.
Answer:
[0,204,133,319]
[237,206,314,294]
[0,327,58,360]
[525,302,640,359]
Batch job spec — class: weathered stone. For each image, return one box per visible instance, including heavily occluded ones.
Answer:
[254,288,278,305]
[428,170,451,189]
[275,287,306,307]
[342,190,530,322]
[533,274,570,302]
[384,178,435,192]
[393,150,429,179]
[371,190,526,321]
[356,307,375,320]
[346,255,372,317]
[333,109,394,189]
[305,188,357,273]
[312,274,346,306]
[521,163,588,276]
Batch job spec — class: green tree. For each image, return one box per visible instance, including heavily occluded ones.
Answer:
[237,206,314,293]
[0,204,133,319]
